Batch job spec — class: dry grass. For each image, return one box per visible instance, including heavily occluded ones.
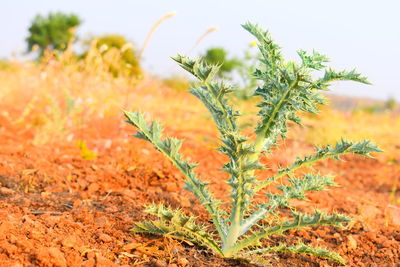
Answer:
[0,47,212,147]
[1,47,399,163]
[293,106,400,160]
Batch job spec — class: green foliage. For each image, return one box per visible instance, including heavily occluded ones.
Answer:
[125,22,381,264]
[26,12,81,56]
[93,34,141,76]
[132,204,223,255]
[246,242,346,265]
[202,47,241,77]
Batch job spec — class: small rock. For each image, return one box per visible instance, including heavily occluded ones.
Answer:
[149,187,163,194]
[99,233,113,243]
[366,231,377,241]
[86,251,96,261]
[298,230,310,239]
[8,234,18,244]
[314,229,326,237]
[165,182,179,192]
[62,235,77,248]
[362,205,381,219]
[95,253,117,266]
[21,169,37,176]
[0,187,15,195]
[178,258,189,266]
[72,200,83,210]
[170,193,191,208]
[4,243,18,255]
[0,221,15,236]
[48,247,67,267]
[40,191,51,198]
[382,239,395,248]
[88,183,99,194]
[141,149,150,155]
[104,139,112,149]
[66,133,74,141]
[81,259,95,267]
[347,235,357,249]
[77,179,88,189]
[180,198,191,207]
[45,215,61,228]
[126,165,136,172]
[154,259,167,267]
[28,230,43,240]
[333,232,342,241]
[22,215,43,228]
[123,189,136,199]
[388,205,400,226]
[94,216,109,228]
[154,169,165,179]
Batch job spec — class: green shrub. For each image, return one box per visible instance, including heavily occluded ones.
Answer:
[92,34,141,77]
[203,47,241,78]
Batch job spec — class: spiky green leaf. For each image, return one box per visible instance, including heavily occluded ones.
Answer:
[232,210,350,254]
[124,111,227,238]
[132,204,223,256]
[245,242,345,264]
[256,139,382,192]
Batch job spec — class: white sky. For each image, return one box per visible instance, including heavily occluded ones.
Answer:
[1,0,399,100]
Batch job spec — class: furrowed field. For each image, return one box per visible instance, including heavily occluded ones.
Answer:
[0,50,400,266]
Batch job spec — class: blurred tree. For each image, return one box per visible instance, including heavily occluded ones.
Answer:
[202,47,240,77]
[89,34,141,77]
[202,46,260,99]
[26,12,81,56]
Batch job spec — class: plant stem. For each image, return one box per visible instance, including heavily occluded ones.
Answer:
[223,156,245,255]
[222,225,241,256]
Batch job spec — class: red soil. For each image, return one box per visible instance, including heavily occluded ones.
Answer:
[0,113,399,267]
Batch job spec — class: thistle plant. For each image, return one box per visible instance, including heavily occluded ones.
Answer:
[124,22,381,264]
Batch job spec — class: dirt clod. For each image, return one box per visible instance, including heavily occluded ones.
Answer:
[0,187,15,195]
[347,235,358,250]
[99,233,113,243]
[153,259,168,267]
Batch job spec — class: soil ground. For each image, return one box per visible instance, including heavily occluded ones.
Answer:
[1,73,400,266]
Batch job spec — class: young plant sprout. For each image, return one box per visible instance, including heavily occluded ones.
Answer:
[124,22,381,264]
